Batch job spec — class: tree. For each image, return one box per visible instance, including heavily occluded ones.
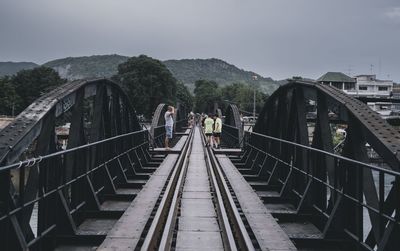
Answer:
[0,76,21,116]
[12,66,65,114]
[176,81,193,111]
[113,55,177,119]
[220,83,267,114]
[193,80,221,113]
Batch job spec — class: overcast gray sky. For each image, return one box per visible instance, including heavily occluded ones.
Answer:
[1,0,399,82]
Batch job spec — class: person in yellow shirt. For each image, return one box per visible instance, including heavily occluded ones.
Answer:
[204,114,214,147]
[213,114,222,148]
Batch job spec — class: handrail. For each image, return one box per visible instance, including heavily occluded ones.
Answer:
[245,131,400,176]
[0,129,148,172]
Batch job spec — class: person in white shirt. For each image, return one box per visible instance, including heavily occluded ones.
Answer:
[164,106,174,150]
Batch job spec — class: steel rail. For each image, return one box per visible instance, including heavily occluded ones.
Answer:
[201,130,256,251]
[157,127,194,250]
[201,132,239,250]
[141,126,257,250]
[140,127,194,250]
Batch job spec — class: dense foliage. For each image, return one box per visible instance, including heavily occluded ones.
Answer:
[0,55,270,118]
[220,83,267,114]
[113,55,193,119]
[194,80,221,113]
[0,67,65,116]
[13,67,65,113]
[0,62,38,77]
[164,58,280,94]
[43,55,129,80]
[2,55,280,96]
[176,82,194,112]
[0,76,20,115]
[193,80,267,114]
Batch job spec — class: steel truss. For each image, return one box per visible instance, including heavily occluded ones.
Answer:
[223,79,400,250]
[0,79,149,250]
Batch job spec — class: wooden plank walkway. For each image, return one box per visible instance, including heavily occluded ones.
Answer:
[175,127,223,250]
[98,130,296,250]
[98,154,178,250]
[153,129,190,154]
[217,155,297,251]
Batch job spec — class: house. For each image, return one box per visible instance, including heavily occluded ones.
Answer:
[354,75,393,98]
[317,72,397,118]
[392,84,400,112]
[317,72,357,95]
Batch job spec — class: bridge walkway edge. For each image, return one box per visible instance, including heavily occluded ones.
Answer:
[216,154,297,251]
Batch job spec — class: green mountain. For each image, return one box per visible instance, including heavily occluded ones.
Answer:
[1,55,281,94]
[0,62,38,76]
[163,58,279,93]
[43,54,129,80]
[43,55,280,93]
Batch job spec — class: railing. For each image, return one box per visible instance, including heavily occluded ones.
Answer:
[175,118,187,132]
[241,131,400,250]
[0,130,150,250]
[153,125,166,147]
[221,124,240,148]
[152,118,188,148]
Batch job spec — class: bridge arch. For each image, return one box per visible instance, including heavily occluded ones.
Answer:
[254,79,400,170]
[0,78,141,165]
[150,102,189,147]
[245,79,400,249]
[222,104,243,147]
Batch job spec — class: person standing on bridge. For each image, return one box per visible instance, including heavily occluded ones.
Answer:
[164,106,174,150]
[204,114,214,147]
[213,113,222,148]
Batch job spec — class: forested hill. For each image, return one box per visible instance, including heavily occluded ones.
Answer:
[0,55,281,94]
[43,55,129,80]
[163,58,279,93]
[0,62,38,76]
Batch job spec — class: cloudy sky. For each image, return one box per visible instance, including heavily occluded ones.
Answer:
[1,0,399,82]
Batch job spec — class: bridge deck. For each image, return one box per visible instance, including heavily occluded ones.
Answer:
[176,127,223,250]
[98,153,179,250]
[97,129,296,250]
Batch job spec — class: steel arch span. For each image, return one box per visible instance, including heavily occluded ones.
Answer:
[0,78,149,250]
[222,104,243,147]
[254,79,400,170]
[0,78,141,166]
[241,79,400,250]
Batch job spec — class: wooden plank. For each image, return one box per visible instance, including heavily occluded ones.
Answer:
[217,155,297,250]
[213,148,242,155]
[175,232,224,251]
[97,154,178,250]
[176,130,223,250]
[172,136,188,151]
[152,148,180,154]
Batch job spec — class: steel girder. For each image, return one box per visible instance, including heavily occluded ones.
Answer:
[250,79,400,250]
[254,79,400,171]
[0,78,141,166]
[222,104,243,147]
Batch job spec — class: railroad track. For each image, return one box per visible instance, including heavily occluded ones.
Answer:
[137,126,260,251]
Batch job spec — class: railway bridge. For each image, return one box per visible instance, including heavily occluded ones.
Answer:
[0,79,399,251]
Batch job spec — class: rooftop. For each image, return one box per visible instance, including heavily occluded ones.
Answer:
[317,72,356,83]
